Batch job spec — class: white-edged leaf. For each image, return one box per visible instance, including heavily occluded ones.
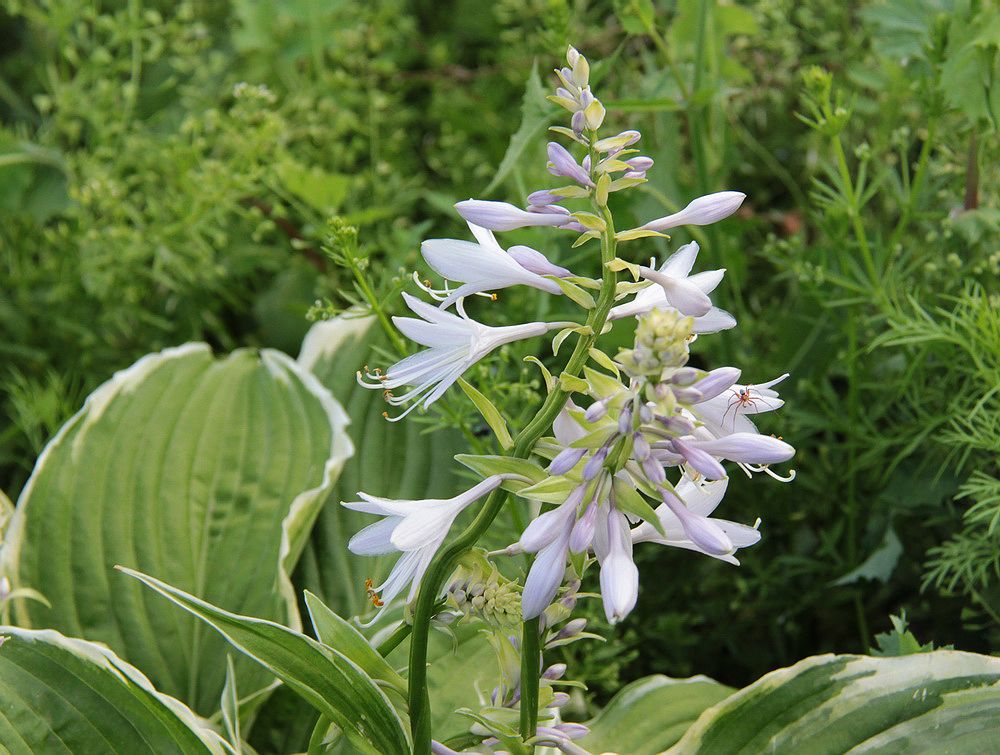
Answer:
[1,344,351,714]
[672,651,1000,753]
[580,675,733,754]
[119,567,410,755]
[0,626,230,754]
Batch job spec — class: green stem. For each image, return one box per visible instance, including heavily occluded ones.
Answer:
[406,196,619,755]
[342,238,408,355]
[376,621,413,657]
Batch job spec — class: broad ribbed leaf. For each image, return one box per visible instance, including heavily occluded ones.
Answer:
[672,651,1000,753]
[0,627,227,754]
[2,344,351,714]
[295,315,464,617]
[120,567,409,755]
[579,675,733,754]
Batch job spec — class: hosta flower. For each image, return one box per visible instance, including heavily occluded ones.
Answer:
[420,222,568,308]
[594,505,639,624]
[640,191,746,232]
[359,293,549,419]
[609,242,735,332]
[455,199,571,232]
[344,475,508,619]
[636,242,721,318]
[632,476,761,564]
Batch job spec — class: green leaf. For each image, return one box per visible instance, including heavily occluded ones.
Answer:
[458,378,513,449]
[302,591,405,694]
[2,344,351,714]
[832,526,903,586]
[0,626,228,754]
[672,651,1000,753]
[552,277,597,309]
[455,455,548,487]
[612,480,665,537]
[296,315,465,618]
[119,567,409,755]
[871,611,943,656]
[516,476,577,504]
[580,674,733,754]
[275,157,350,212]
[485,65,556,194]
[616,228,669,243]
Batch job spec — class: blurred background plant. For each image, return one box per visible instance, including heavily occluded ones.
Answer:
[1,0,997,725]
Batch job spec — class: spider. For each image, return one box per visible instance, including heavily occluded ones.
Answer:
[721,385,779,428]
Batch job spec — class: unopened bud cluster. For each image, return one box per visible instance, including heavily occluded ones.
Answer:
[448,569,521,629]
[617,309,694,377]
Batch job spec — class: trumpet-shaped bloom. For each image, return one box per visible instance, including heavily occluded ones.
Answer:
[632,476,761,564]
[594,505,639,624]
[610,242,736,331]
[455,199,571,232]
[420,223,567,308]
[360,293,548,419]
[344,475,507,620]
[640,191,746,232]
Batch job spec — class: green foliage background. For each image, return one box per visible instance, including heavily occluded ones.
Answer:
[2,0,999,719]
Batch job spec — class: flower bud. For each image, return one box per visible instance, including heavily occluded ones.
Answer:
[543,663,567,680]
[508,245,573,278]
[617,406,633,434]
[557,618,587,639]
[548,692,571,708]
[582,447,609,480]
[641,191,746,232]
[672,437,727,480]
[547,142,593,187]
[569,502,597,553]
[692,367,742,401]
[455,199,570,232]
[584,400,608,422]
[549,446,587,475]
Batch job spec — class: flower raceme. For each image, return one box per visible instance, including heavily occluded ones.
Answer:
[344,50,794,746]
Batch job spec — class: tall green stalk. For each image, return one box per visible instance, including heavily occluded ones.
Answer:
[406,197,619,755]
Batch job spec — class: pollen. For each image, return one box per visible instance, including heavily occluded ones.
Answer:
[490,293,498,302]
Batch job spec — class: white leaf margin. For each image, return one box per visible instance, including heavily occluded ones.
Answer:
[0,625,233,753]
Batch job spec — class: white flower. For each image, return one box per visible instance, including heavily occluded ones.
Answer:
[632,476,761,564]
[420,222,566,308]
[640,191,746,232]
[594,505,639,624]
[692,373,789,436]
[344,475,507,621]
[520,484,586,619]
[360,293,549,420]
[610,242,736,331]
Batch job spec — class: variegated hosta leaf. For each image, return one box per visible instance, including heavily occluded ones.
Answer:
[579,675,734,755]
[295,315,465,617]
[120,568,410,755]
[0,626,229,754]
[1,344,351,714]
[671,651,1000,754]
